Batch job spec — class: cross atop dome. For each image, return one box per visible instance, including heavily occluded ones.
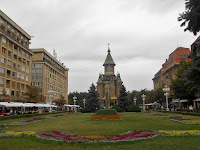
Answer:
[108,43,111,53]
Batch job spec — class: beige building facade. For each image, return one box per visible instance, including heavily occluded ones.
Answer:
[31,48,69,104]
[0,10,32,101]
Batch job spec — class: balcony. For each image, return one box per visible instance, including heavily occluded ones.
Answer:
[7,27,12,33]
[0,23,6,30]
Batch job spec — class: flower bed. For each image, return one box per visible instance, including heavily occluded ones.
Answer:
[158,130,200,136]
[0,130,200,142]
[90,115,121,120]
[148,113,200,125]
[0,131,36,136]
[37,130,156,142]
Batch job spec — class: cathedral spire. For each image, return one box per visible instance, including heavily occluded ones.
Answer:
[103,44,115,66]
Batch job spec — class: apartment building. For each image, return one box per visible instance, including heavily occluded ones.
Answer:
[152,47,191,97]
[0,10,32,101]
[31,48,69,104]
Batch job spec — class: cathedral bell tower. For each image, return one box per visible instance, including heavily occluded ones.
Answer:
[103,44,116,75]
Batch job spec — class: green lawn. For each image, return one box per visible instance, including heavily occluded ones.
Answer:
[0,112,200,150]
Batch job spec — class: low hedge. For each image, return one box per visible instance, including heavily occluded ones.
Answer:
[111,105,123,112]
[95,109,118,115]
[127,104,141,112]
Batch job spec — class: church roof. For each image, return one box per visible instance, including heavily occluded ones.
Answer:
[103,47,116,66]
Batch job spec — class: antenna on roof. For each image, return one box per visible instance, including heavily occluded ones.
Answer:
[53,49,57,59]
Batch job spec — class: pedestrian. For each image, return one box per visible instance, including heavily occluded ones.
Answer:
[189,105,193,112]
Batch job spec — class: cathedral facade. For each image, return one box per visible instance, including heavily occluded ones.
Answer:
[97,46,123,108]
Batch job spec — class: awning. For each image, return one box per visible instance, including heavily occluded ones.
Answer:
[193,98,200,102]
[172,99,188,103]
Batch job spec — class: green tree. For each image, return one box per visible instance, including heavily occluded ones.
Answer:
[68,92,88,107]
[151,88,165,103]
[171,60,196,101]
[178,0,200,35]
[118,85,128,112]
[183,59,200,98]
[25,85,41,103]
[53,95,66,106]
[0,89,10,102]
[87,83,99,112]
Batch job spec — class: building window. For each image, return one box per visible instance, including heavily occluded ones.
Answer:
[13,54,17,59]
[1,57,5,63]
[27,61,29,65]
[180,54,189,58]
[18,56,22,62]
[21,74,24,80]
[0,67,5,74]
[17,73,21,78]
[13,62,16,69]
[2,36,6,43]
[26,76,28,81]
[26,68,29,73]
[8,50,12,57]
[7,69,11,76]
[23,50,26,55]
[14,44,18,50]
[2,47,6,53]
[11,90,15,96]
[5,89,10,95]
[12,72,16,77]
[18,65,21,70]
[0,77,4,84]
[22,66,25,72]
[7,60,11,66]
[19,48,23,54]
[32,69,43,73]
[1,18,4,24]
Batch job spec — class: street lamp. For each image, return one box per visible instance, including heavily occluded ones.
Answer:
[47,88,55,112]
[162,86,170,111]
[133,97,137,105]
[141,94,146,111]
[83,98,86,108]
[73,96,77,105]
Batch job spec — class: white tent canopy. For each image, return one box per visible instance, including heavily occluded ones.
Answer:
[64,104,80,108]
[0,102,57,108]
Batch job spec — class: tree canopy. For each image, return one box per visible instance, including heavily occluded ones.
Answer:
[118,85,129,112]
[25,85,45,103]
[178,0,200,35]
[171,60,195,100]
[86,83,100,112]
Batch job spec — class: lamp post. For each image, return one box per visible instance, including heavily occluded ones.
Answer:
[73,96,77,105]
[162,86,170,111]
[141,94,146,111]
[83,98,86,108]
[47,88,55,112]
[133,97,137,105]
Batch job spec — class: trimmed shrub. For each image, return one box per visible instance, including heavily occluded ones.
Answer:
[95,109,118,115]
[80,108,90,113]
[111,105,123,112]
[127,104,141,112]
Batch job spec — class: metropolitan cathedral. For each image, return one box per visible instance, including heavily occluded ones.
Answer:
[97,45,123,108]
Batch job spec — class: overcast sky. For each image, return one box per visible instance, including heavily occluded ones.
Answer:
[1,0,198,93]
